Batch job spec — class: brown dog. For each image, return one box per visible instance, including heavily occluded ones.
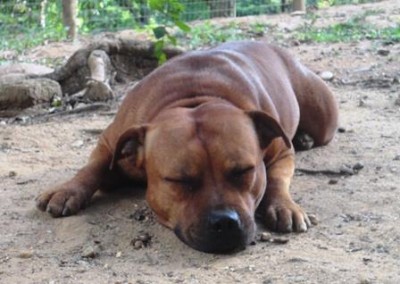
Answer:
[36,41,338,253]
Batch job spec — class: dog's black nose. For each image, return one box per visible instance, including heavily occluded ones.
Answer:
[201,209,246,253]
[174,209,250,253]
[208,209,241,234]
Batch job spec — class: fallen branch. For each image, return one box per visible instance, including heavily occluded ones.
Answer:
[32,38,184,96]
[295,168,348,176]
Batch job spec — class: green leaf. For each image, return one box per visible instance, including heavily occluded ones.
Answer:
[175,20,191,32]
[154,40,164,56]
[167,35,177,45]
[149,0,163,11]
[153,40,167,65]
[158,52,167,64]
[153,26,168,39]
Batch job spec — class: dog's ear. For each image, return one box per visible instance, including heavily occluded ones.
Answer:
[109,125,147,170]
[246,111,291,149]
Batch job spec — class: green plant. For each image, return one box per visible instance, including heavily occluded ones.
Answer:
[294,12,400,43]
[181,21,245,48]
[0,1,64,52]
[148,0,191,63]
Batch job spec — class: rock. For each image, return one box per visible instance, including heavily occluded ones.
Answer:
[353,162,364,171]
[0,74,29,85]
[0,63,53,77]
[71,140,84,148]
[81,245,97,258]
[394,155,400,161]
[308,214,319,226]
[394,95,400,106]
[133,240,144,250]
[259,232,272,242]
[358,98,367,107]
[115,251,122,258]
[131,232,152,249]
[328,179,338,185]
[138,233,152,243]
[340,164,354,175]
[0,78,61,111]
[338,127,346,133]
[258,233,289,244]
[8,171,17,177]
[319,71,334,81]
[377,49,390,56]
[75,103,88,109]
[17,250,34,259]
[291,40,301,46]
[130,207,149,222]
[271,237,289,244]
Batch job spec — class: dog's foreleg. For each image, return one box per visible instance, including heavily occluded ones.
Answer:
[260,152,311,232]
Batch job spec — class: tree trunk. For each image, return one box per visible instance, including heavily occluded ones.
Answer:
[35,38,184,96]
[293,0,306,12]
[40,0,48,28]
[62,0,77,41]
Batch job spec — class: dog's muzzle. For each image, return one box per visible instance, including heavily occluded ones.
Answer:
[175,208,251,253]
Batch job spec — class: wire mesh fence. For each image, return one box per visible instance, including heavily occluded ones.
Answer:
[0,0,382,51]
[0,0,290,31]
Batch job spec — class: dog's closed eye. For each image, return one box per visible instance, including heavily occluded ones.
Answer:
[164,176,200,192]
[227,165,255,187]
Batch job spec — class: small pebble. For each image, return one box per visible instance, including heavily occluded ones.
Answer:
[17,250,33,259]
[138,233,151,242]
[393,155,400,161]
[8,171,17,178]
[130,232,153,249]
[259,232,272,242]
[133,240,144,250]
[395,95,400,106]
[353,162,364,171]
[308,214,319,226]
[328,179,338,185]
[130,208,148,221]
[81,245,97,258]
[377,49,390,56]
[358,98,366,107]
[340,164,354,175]
[115,251,122,258]
[71,140,84,148]
[75,103,88,109]
[338,127,346,133]
[320,71,334,81]
[271,237,289,244]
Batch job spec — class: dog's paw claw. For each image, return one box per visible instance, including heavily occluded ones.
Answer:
[36,188,86,218]
[265,199,310,233]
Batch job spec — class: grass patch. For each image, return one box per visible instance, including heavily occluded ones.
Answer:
[179,21,246,48]
[295,12,400,43]
[0,27,65,53]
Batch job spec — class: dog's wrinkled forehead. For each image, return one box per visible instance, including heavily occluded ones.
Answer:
[146,104,259,176]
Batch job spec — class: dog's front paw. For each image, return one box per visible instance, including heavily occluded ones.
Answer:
[264,198,311,233]
[36,186,89,217]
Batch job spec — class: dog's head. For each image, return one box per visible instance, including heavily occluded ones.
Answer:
[111,102,290,253]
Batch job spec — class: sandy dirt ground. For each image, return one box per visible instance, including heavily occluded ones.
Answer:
[1,1,399,283]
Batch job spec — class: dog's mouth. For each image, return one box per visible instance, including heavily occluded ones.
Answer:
[174,210,255,254]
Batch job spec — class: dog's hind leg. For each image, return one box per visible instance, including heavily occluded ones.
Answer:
[292,66,339,148]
